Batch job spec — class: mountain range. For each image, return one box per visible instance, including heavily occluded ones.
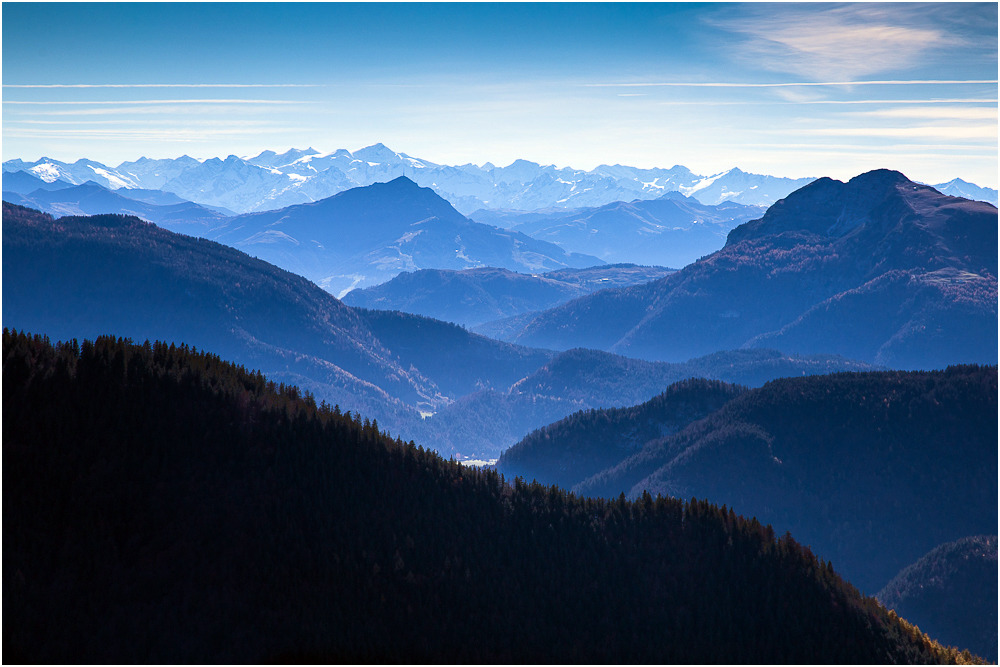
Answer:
[200,177,602,295]
[2,201,880,461]
[502,170,998,370]
[1,202,444,419]
[468,192,766,268]
[7,145,995,218]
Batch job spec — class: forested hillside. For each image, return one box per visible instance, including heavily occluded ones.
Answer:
[878,536,998,663]
[3,330,982,663]
[571,367,997,593]
[497,378,747,490]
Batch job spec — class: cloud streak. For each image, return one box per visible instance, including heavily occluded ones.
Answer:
[3,84,322,88]
[653,99,997,106]
[3,99,310,105]
[586,80,997,88]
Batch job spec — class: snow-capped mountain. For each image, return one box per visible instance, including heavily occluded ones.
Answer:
[5,146,996,215]
[679,167,815,206]
[931,178,998,207]
[3,157,141,190]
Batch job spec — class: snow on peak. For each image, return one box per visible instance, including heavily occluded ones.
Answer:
[87,165,137,189]
[679,168,734,196]
[29,163,63,183]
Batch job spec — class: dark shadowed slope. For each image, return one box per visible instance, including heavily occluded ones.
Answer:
[343,264,673,327]
[573,366,997,594]
[3,331,982,663]
[204,177,601,296]
[878,536,998,663]
[510,170,997,369]
[497,378,747,491]
[1,202,441,419]
[351,308,554,398]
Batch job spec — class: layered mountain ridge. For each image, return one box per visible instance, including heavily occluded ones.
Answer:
[12,145,993,218]
[506,170,997,370]
[202,176,602,295]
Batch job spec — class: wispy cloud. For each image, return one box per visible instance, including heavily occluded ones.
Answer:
[2,127,312,141]
[792,125,997,140]
[849,107,999,120]
[654,99,997,106]
[3,84,322,88]
[586,80,997,88]
[3,99,310,105]
[707,5,967,80]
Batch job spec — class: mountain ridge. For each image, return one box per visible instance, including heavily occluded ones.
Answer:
[201,176,602,295]
[11,146,992,215]
[507,170,998,369]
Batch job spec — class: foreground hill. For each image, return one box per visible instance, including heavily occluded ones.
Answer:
[3,330,980,663]
[510,170,998,369]
[415,348,877,459]
[202,177,601,296]
[877,536,998,662]
[469,193,765,269]
[570,366,997,594]
[343,264,674,328]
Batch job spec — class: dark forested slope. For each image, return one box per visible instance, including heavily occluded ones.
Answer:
[3,330,982,664]
[573,367,997,594]
[497,378,747,491]
[878,536,998,663]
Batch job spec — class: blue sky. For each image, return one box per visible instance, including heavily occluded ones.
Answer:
[3,3,997,186]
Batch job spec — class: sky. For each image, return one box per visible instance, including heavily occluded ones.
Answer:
[3,2,997,187]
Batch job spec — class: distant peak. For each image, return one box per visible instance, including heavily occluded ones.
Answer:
[847,169,910,187]
[385,176,419,187]
[353,143,400,162]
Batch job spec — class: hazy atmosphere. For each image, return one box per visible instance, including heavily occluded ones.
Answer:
[3,2,997,186]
